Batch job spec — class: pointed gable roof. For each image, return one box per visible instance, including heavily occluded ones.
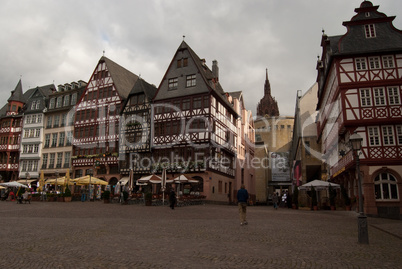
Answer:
[8,79,24,102]
[154,41,236,115]
[101,56,139,100]
[130,78,157,98]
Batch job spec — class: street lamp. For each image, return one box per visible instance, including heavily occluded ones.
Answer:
[349,133,369,244]
[55,170,59,194]
[87,169,93,201]
[25,172,30,187]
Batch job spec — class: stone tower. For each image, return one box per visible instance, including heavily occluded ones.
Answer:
[256,69,279,117]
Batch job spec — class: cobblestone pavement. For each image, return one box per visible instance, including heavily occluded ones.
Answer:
[0,201,401,269]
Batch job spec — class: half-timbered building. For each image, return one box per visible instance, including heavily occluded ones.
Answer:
[152,41,238,202]
[317,1,402,218]
[120,78,157,181]
[0,80,25,182]
[72,56,139,184]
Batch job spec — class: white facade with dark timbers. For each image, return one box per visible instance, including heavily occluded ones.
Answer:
[317,1,402,219]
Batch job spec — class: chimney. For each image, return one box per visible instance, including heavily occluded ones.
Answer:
[212,60,219,81]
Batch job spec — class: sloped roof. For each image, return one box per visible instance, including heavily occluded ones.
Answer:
[332,1,402,55]
[130,78,157,98]
[8,79,24,102]
[101,56,139,100]
[154,41,237,115]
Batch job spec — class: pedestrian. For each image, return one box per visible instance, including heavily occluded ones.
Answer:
[272,192,279,210]
[237,184,249,225]
[169,188,176,210]
[80,186,86,202]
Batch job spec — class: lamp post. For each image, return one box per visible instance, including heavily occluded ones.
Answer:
[55,170,59,194]
[349,133,369,244]
[25,172,30,187]
[87,169,93,201]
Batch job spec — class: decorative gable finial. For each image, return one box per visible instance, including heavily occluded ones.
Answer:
[183,35,185,41]
[103,50,105,56]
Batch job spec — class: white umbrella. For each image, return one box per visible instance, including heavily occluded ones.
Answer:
[172,175,199,183]
[0,182,29,188]
[298,180,340,191]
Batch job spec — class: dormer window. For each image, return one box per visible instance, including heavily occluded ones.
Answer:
[186,74,196,87]
[364,24,376,38]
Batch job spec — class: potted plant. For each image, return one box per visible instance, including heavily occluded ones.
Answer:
[63,185,72,202]
[341,185,351,211]
[311,186,318,210]
[292,187,299,209]
[103,190,110,203]
[329,185,336,210]
[145,192,152,206]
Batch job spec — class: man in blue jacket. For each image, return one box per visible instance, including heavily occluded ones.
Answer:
[237,184,249,225]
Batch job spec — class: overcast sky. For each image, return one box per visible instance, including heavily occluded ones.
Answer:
[1,0,401,117]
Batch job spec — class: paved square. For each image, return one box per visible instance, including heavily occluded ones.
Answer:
[0,201,401,268]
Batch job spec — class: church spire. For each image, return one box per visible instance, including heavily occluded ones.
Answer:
[257,68,279,117]
[264,68,271,96]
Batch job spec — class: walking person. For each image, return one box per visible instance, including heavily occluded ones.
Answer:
[80,186,86,202]
[237,184,249,225]
[169,188,176,210]
[272,192,279,210]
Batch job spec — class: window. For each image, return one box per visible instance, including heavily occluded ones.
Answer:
[382,56,394,68]
[64,152,70,168]
[396,125,402,145]
[35,100,40,109]
[34,144,39,153]
[359,89,372,106]
[369,57,380,69]
[375,173,398,200]
[44,134,50,148]
[49,153,55,169]
[42,154,48,169]
[31,101,36,110]
[71,93,77,105]
[183,58,188,67]
[56,153,63,168]
[168,78,178,90]
[35,129,40,137]
[37,114,42,123]
[24,129,29,138]
[364,24,376,38]
[355,58,367,70]
[387,87,400,105]
[47,116,52,128]
[31,115,37,123]
[186,74,196,87]
[368,126,380,146]
[59,132,65,147]
[61,114,66,127]
[53,115,60,128]
[25,115,31,124]
[193,97,202,109]
[51,133,58,147]
[373,88,385,106]
[49,98,56,109]
[182,99,190,110]
[382,126,394,145]
[63,95,70,107]
[66,131,73,146]
[177,59,182,68]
